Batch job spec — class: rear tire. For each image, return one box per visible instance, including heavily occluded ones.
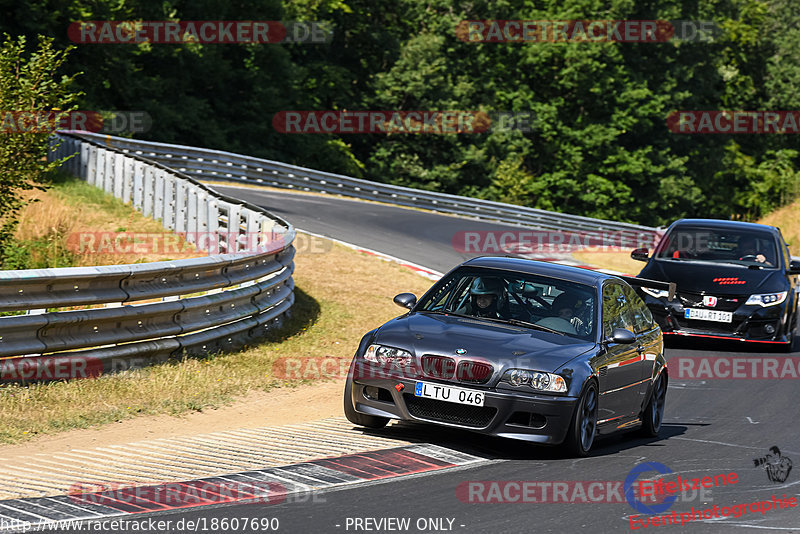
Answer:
[564,381,598,457]
[641,373,667,437]
[343,364,389,429]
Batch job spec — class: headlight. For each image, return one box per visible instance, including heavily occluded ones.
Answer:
[364,344,413,366]
[641,287,670,299]
[501,369,567,393]
[745,291,787,307]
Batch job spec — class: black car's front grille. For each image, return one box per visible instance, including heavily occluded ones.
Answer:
[678,291,745,312]
[673,316,740,334]
[403,394,496,428]
[421,355,494,384]
[456,361,494,384]
[421,355,456,379]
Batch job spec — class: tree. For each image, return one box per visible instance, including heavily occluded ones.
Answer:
[0,34,79,264]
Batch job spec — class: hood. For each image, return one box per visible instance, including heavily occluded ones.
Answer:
[639,259,787,295]
[374,312,595,373]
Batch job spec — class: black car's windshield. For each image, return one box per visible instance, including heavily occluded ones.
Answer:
[654,226,779,268]
[416,267,596,340]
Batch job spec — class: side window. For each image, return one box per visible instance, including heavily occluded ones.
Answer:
[623,285,654,334]
[602,283,635,338]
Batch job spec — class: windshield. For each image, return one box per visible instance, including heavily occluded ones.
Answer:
[416,267,597,340]
[654,226,779,268]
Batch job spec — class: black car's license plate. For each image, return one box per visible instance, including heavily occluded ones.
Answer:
[414,381,485,406]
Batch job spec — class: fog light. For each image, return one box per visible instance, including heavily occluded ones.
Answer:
[364,386,380,399]
[765,324,775,334]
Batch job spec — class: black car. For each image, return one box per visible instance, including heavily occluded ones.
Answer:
[632,219,800,348]
[343,257,673,456]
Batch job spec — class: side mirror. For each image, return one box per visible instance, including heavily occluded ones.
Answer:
[788,259,800,275]
[393,293,417,310]
[605,328,636,345]
[631,248,650,262]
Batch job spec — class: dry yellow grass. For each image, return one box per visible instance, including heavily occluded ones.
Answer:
[0,234,434,442]
[15,177,203,267]
[759,201,800,249]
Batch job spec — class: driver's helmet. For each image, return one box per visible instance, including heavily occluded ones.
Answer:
[552,292,579,318]
[470,277,504,316]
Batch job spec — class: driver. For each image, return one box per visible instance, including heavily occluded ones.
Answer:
[737,236,768,264]
[468,277,508,319]
[535,292,582,334]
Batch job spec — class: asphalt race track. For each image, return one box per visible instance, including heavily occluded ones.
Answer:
[72,187,800,533]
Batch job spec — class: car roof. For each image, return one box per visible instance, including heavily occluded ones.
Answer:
[460,256,610,287]
[667,218,780,236]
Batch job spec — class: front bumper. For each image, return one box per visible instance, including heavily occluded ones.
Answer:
[643,294,791,344]
[349,363,579,444]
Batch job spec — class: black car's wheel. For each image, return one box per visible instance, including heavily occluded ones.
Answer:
[343,366,389,429]
[641,373,667,437]
[565,381,598,457]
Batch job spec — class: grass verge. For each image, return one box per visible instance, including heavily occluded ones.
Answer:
[2,172,201,270]
[0,232,433,443]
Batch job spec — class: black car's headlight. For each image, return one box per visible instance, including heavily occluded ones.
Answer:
[501,369,567,393]
[745,291,787,307]
[364,344,414,367]
[641,287,670,299]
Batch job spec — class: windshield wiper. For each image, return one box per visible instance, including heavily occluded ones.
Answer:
[419,309,472,319]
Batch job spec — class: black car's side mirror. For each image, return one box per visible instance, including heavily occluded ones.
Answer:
[788,259,800,275]
[605,328,636,345]
[631,248,650,262]
[393,293,417,310]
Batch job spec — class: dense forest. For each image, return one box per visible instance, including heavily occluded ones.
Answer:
[2,0,800,227]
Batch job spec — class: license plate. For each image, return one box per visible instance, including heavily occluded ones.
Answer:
[684,308,733,323]
[414,382,485,407]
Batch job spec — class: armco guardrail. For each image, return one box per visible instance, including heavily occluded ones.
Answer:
[74,132,658,245]
[0,133,295,382]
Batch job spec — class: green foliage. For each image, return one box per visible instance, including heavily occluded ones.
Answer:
[1,0,798,227]
[0,34,79,260]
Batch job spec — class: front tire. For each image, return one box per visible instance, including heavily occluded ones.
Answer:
[564,381,598,457]
[343,363,389,429]
[641,372,667,437]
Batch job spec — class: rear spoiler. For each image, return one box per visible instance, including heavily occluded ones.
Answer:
[618,276,677,302]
